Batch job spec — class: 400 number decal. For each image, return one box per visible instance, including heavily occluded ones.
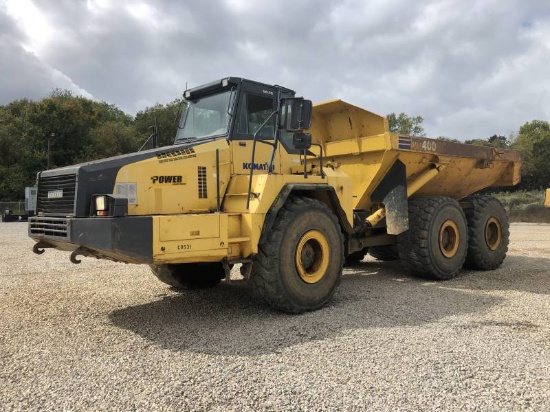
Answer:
[398,136,438,152]
[412,138,437,152]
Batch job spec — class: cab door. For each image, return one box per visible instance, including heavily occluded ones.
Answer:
[230,82,279,175]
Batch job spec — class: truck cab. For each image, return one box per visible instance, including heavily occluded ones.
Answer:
[29,77,346,266]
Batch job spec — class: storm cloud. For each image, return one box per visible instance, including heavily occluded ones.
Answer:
[1,0,550,139]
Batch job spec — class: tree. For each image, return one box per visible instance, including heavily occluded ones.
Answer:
[27,90,104,167]
[84,121,140,160]
[464,138,491,147]
[487,134,509,148]
[464,135,510,148]
[134,99,183,148]
[531,137,550,189]
[0,100,44,200]
[437,136,461,143]
[387,112,425,136]
[512,120,550,189]
[0,91,143,200]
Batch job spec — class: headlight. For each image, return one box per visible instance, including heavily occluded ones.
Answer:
[95,196,108,216]
[91,194,129,217]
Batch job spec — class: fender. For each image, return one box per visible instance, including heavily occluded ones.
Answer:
[262,184,353,236]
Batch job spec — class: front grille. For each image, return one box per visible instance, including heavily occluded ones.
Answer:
[29,216,69,238]
[37,174,77,215]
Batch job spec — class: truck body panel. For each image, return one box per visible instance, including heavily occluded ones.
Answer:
[309,99,522,210]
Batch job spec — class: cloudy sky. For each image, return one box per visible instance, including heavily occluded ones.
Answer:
[1,0,549,140]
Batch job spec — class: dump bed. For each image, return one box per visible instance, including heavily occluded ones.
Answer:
[309,100,522,211]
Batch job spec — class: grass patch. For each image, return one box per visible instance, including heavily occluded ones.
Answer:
[492,190,550,223]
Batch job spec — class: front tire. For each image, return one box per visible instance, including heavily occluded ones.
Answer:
[397,197,468,280]
[463,195,509,270]
[250,197,344,313]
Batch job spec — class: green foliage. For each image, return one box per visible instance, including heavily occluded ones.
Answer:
[387,112,425,136]
[0,90,184,201]
[487,134,509,148]
[464,138,491,147]
[511,120,550,190]
[0,99,44,200]
[134,99,183,148]
[84,122,140,160]
[465,135,509,148]
[436,136,461,143]
[531,138,550,189]
[492,190,550,223]
[28,92,103,167]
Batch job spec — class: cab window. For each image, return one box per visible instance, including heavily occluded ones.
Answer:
[236,93,275,139]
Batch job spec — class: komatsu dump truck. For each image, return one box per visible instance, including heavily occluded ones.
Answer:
[29,77,522,313]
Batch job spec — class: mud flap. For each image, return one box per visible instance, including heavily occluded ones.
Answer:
[371,160,409,235]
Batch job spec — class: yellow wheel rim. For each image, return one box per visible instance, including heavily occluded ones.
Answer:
[439,220,460,258]
[295,230,330,284]
[485,217,502,251]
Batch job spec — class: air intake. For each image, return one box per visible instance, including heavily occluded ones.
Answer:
[156,147,196,163]
[198,166,207,199]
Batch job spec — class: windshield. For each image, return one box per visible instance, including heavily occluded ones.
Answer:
[176,90,233,142]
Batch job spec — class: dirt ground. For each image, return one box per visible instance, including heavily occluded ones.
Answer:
[0,222,548,411]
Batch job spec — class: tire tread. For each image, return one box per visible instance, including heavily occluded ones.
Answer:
[250,197,344,313]
[397,196,467,280]
[463,195,509,270]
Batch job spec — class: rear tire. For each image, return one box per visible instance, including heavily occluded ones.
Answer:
[149,263,224,289]
[369,245,399,261]
[397,197,468,280]
[463,195,509,270]
[250,197,344,313]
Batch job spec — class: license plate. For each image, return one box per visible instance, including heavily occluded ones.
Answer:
[47,189,63,199]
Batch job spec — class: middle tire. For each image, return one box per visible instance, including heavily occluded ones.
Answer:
[397,196,468,280]
[369,245,399,261]
[149,262,225,290]
[344,247,369,265]
[250,197,344,313]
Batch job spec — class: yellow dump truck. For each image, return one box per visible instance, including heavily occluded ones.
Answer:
[29,77,522,313]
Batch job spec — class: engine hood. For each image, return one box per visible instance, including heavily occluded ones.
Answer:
[37,138,221,217]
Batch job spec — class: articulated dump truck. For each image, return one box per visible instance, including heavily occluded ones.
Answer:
[29,77,522,313]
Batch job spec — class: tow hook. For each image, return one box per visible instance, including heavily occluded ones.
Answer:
[32,241,52,255]
[70,249,82,264]
[33,243,45,255]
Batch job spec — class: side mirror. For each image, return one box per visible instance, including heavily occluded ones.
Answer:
[279,98,312,131]
[292,133,312,150]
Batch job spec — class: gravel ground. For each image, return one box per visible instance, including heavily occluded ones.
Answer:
[0,222,549,411]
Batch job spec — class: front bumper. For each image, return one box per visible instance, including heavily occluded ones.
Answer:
[29,216,153,264]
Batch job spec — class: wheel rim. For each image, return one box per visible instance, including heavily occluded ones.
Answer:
[295,230,330,284]
[439,220,460,258]
[485,217,502,251]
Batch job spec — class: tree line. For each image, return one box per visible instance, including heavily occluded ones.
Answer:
[0,90,182,200]
[0,92,548,201]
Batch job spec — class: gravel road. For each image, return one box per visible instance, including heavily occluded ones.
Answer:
[1,222,549,411]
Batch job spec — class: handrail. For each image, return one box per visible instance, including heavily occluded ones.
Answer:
[246,110,278,209]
